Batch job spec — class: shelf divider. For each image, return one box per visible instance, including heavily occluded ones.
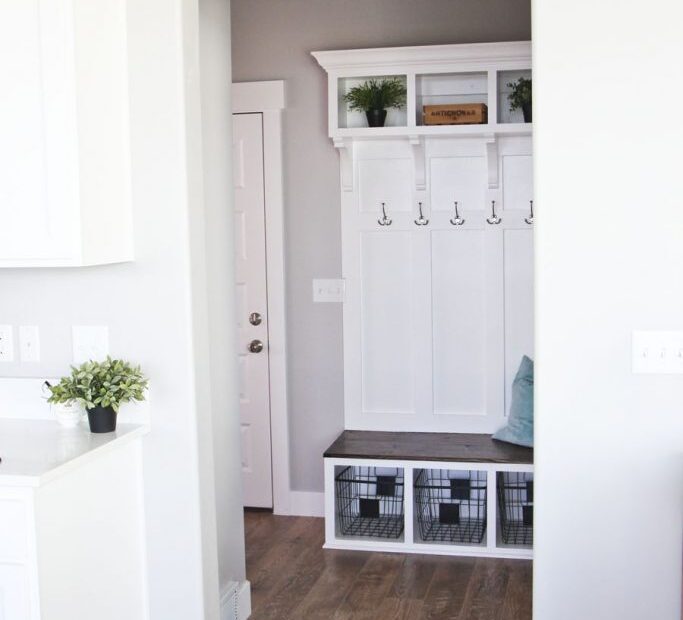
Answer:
[404,464,415,544]
[486,468,498,552]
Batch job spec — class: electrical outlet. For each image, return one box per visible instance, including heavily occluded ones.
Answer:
[19,326,40,362]
[0,325,14,362]
[313,279,345,303]
[632,330,683,374]
[72,325,109,363]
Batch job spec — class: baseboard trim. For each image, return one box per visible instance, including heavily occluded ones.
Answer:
[220,580,251,620]
[288,491,324,517]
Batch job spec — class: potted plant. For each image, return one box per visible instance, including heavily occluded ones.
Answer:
[507,77,532,123]
[343,77,407,127]
[46,357,148,433]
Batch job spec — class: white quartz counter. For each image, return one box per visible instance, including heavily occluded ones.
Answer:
[0,419,148,487]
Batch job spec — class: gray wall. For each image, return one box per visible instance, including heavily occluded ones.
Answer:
[231,0,532,492]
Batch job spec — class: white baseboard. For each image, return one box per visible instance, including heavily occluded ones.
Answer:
[288,491,324,517]
[220,580,251,620]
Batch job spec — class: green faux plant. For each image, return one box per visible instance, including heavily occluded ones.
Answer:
[343,78,407,112]
[507,77,532,111]
[46,357,148,412]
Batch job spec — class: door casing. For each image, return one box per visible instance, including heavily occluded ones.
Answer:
[232,81,290,515]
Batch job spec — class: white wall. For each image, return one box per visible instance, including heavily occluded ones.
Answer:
[534,1,683,618]
[231,0,532,494]
[0,0,244,617]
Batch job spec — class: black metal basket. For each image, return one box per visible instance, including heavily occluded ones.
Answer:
[497,471,533,546]
[414,469,487,544]
[335,466,404,539]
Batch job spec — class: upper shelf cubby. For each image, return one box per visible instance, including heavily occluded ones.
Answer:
[497,69,532,124]
[415,72,488,126]
[312,41,532,142]
[338,74,408,129]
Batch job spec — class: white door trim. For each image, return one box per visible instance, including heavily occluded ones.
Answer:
[232,81,290,515]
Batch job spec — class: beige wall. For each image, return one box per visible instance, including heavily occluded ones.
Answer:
[231,0,532,492]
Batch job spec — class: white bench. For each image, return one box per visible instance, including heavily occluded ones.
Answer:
[323,431,533,559]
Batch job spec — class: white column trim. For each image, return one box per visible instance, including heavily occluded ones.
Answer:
[232,81,285,112]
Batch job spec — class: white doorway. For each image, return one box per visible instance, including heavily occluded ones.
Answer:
[232,81,290,513]
[233,112,273,508]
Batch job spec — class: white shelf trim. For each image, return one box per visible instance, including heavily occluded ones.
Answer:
[312,41,532,71]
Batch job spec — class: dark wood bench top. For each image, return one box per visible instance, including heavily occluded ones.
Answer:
[324,431,533,464]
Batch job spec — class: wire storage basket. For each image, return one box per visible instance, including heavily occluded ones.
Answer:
[414,469,487,544]
[497,471,533,545]
[335,466,404,539]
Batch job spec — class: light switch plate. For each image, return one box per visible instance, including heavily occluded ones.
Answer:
[632,330,683,374]
[0,325,14,362]
[313,279,345,303]
[19,326,40,362]
[72,325,109,363]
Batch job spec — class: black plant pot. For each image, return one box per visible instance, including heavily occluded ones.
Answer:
[365,109,387,128]
[87,406,117,433]
[522,102,532,123]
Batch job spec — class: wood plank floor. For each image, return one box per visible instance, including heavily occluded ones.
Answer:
[245,511,532,620]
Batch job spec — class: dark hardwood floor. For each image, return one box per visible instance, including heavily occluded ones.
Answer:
[245,511,532,620]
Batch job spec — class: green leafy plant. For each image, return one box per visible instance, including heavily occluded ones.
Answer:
[46,357,148,412]
[507,77,532,111]
[343,78,407,112]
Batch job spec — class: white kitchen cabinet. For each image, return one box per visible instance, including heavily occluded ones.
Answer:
[314,44,535,434]
[0,421,148,620]
[0,0,133,267]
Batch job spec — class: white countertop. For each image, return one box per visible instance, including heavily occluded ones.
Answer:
[0,419,148,487]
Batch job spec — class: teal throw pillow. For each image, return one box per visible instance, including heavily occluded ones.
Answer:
[492,355,534,447]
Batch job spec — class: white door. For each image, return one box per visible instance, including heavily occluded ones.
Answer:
[233,113,273,508]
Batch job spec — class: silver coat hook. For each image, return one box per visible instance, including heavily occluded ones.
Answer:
[525,200,534,225]
[414,202,429,226]
[378,202,392,226]
[486,200,501,225]
[450,201,465,226]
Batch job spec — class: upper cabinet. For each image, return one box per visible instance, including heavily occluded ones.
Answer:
[312,42,532,141]
[0,0,133,267]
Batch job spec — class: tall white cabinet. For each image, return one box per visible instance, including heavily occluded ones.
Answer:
[0,0,134,267]
[313,42,534,434]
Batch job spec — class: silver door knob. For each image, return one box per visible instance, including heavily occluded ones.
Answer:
[249,312,262,326]
[248,339,264,353]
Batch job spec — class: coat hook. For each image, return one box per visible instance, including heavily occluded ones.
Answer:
[450,201,465,226]
[414,202,429,226]
[486,200,501,225]
[524,200,534,225]
[378,202,392,226]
